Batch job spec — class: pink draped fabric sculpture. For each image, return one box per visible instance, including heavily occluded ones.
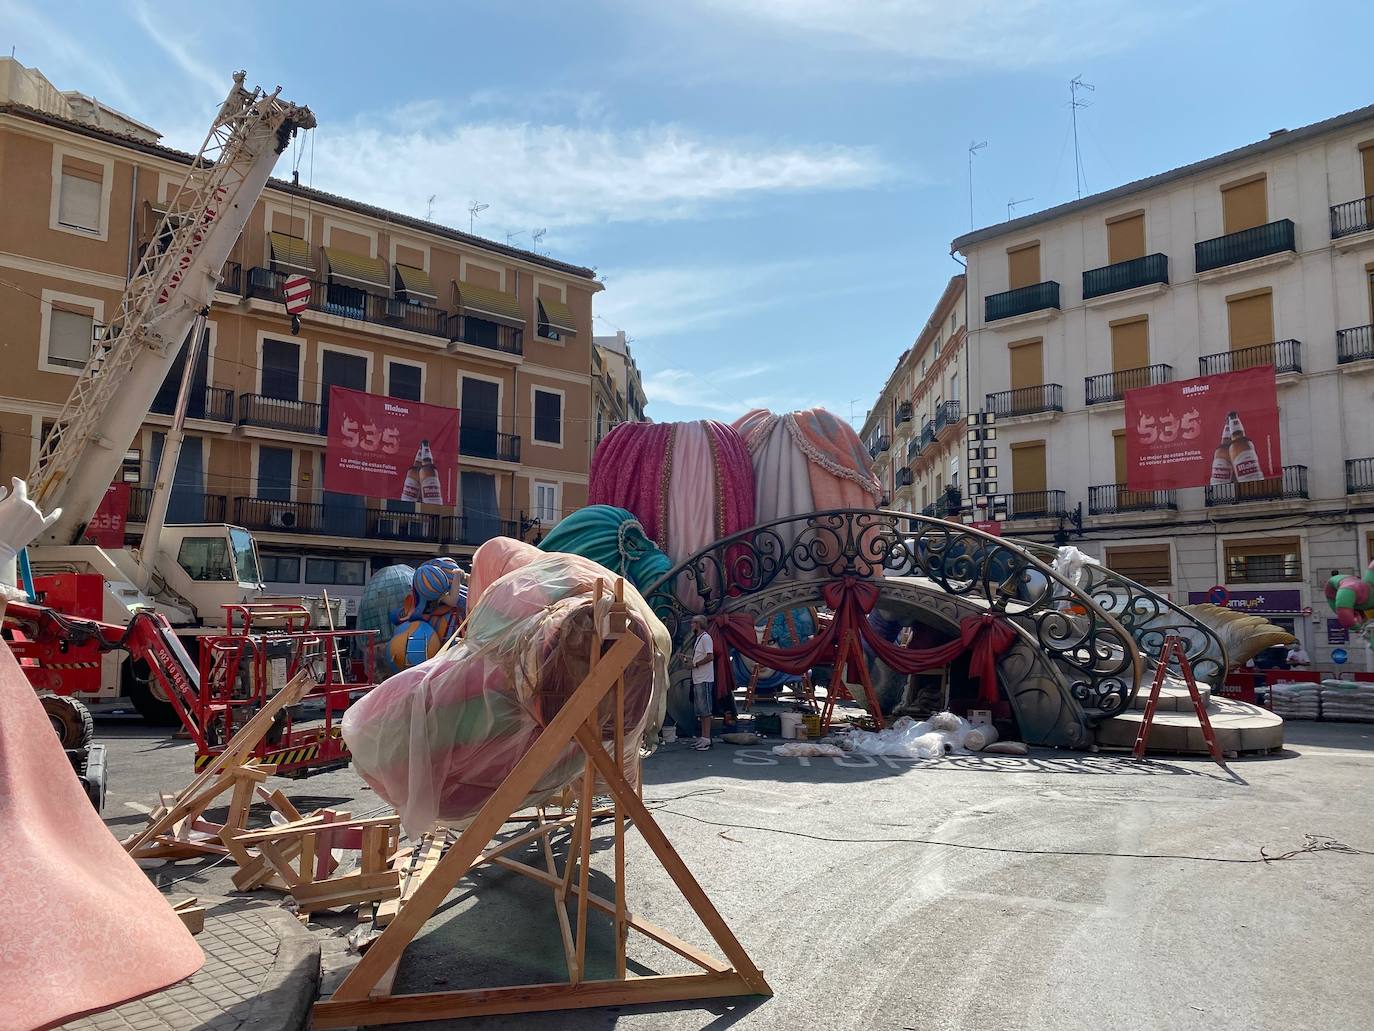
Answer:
[0,643,203,1031]
[732,408,882,522]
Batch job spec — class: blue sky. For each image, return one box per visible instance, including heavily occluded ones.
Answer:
[6,1,1374,426]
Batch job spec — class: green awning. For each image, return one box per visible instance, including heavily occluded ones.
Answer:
[323,246,388,289]
[458,280,524,328]
[394,263,437,300]
[268,232,314,272]
[538,297,577,335]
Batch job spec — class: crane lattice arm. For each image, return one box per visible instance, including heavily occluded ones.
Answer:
[29,72,314,546]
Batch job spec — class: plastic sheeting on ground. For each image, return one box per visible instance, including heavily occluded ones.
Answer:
[342,550,670,837]
[844,713,1000,759]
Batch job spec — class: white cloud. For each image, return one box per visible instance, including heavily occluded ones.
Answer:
[130,1,226,99]
[594,262,806,339]
[691,0,1168,68]
[642,368,775,418]
[304,117,888,236]
[0,0,137,109]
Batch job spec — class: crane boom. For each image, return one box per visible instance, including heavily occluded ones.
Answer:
[30,71,314,545]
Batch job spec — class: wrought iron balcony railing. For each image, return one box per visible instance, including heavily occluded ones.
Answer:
[1084,364,1172,405]
[245,267,451,340]
[127,488,227,523]
[1004,489,1067,520]
[895,467,913,488]
[1204,465,1308,506]
[237,393,323,435]
[1088,483,1178,515]
[1347,457,1374,495]
[1194,219,1295,273]
[934,400,961,431]
[218,261,242,295]
[1198,339,1301,376]
[233,496,520,547]
[907,436,923,461]
[985,384,1063,418]
[985,281,1061,322]
[1337,324,1374,365]
[1081,253,1169,300]
[1226,555,1303,584]
[459,429,522,463]
[151,385,235,422]
[920,420,935,447]
[448,315,524,356]
[1330,196,1374,239]
[896,401,913,424]
[868,434,891,459]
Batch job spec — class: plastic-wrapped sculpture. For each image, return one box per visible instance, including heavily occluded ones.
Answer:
[343,548,670,836]
[538,505,673,612]
[588,421,754,606]
[732,408,881,522]
[1326,561,1374,632]
[357,560,467,676]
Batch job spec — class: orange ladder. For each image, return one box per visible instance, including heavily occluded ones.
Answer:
[1132,634,1225,768]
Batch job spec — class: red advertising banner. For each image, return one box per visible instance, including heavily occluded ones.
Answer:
[323,387,460,504]
[1125,366,1281,491]
[86,483,130,548]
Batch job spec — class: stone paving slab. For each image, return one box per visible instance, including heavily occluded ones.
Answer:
[61,904,319,1031]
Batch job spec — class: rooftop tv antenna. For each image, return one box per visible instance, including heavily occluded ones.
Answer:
[426,194,436,220]
[1070,75,1095,198]
[531,227,547,253]
[967,140,987,230]
[1007,196,1033,221]
[467,201,489,233]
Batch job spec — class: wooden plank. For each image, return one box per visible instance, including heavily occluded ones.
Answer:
[296,882,402,914]
[573,739,595,985]
[291,871,401,901]
[540,824,576,981]
[328,632,643,1003]
[314,971,754,1028]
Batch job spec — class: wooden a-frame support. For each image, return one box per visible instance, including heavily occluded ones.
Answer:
[312,578,771,1029]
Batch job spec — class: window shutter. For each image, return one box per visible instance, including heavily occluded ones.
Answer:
[534,390,562,443]
[48,307,94,368]
[58,172,102,231]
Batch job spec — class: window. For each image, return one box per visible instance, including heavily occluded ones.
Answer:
[177,537,233,582]
[533,388,563,445]
[933,334,942,357]
[1007,241,1041,290]
[537,312,560,341]
[950,372,959,404]
[305,557,368,586]
[1105,544,1171,586]
[461,316,501,349]
[1224,537,1302,584]
[596,411,604,442]
[46,306,95,370]
[256,447,294,502]
[57,161,103,232]
[260,554,301,583]
[388,362,422,402]
[950,311,957,334]
[533,481,559,523]
[230,528,261,585]
[261,339,301,400]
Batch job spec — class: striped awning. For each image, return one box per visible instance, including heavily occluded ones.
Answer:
[323,247,388,289]
[458,280,524,328]
[538,297,577,335]
[268,232,314,272]
[394,263,437,300]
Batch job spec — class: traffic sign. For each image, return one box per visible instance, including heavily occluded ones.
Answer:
[1333,647,1349,665]
[283,274,311,315]
[1208,584,1229,606]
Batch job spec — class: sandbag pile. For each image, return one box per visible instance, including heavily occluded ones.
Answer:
[343,547,670,837]
[1319,679,1374,722]
[1268,680,1320,720]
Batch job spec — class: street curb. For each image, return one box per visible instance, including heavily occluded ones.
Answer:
[238,910,321,1031]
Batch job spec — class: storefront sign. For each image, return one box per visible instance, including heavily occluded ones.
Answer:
[969,520,1002,536]
[1125,367,1281,491]
[1186,588,1302,615]
[1327,619,1350,645]
[323,387,459,504]
[86,483,129,548]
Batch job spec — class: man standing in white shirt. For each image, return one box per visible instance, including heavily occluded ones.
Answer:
[1286,643,1310,670]
[689,615,715,751]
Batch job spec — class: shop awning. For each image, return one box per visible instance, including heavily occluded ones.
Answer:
[323,246,388,289]
[538,297,577,335]
[458,280,524,328]
[268,232,315,272]
[394,263,437,301]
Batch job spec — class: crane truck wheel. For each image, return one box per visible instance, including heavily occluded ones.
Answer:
[41,693,95,750]
[123,658,181,726]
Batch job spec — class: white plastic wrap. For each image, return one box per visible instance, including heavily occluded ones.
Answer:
[343,552,670,837]
[772,742,844,758]
[961,722,999,751]
[845,712,1003,758]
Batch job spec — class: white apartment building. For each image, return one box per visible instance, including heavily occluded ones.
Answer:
[861,275,966,516]
[952,103,1374,665]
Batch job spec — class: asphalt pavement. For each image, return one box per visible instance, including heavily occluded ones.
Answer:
[94,712,1374,1031]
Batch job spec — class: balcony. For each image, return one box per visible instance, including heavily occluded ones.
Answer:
[985,384,1063,418]
[218,261,242,295]
[244,267,450,340]
[1337,325,1374,365]
[1198,340,1301,377]
[920,420,935,448]
[233,496,519,548]
[933,400,962,432]
[895,467,913,488]
[449,315,524,357]
[127,488,228,523]
[1330,196,1374,239]
[459,428,522,464]
[985,281,1060,323]
[237,393,323,435]
[150,385,235,423]
[921,488,962,519]
[1088,483,1178,515]
[1347,458,1374,495]
[1204,465,1308,506]
[1194,219,1295,274]
[896,401,913,425]
[868,435,891,459]
[906,436,923,461]
[1004,489,1067,520]
[1081,253,1169,300]
[442,515,521,548]
[1084,364,1172,405]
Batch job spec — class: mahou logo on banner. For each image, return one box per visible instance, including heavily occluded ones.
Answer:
[1124,366,1281,492]
[323,386,460,503]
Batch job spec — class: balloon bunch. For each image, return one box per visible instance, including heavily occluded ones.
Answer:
[1325,560,1374,635]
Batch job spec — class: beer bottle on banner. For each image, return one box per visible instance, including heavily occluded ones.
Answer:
[1227,410,1264,482]
[401,445,423,502]
[418,439,443,504]
[1209,415,1236,485]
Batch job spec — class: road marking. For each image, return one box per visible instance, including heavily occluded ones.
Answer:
[125,801,153,814]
